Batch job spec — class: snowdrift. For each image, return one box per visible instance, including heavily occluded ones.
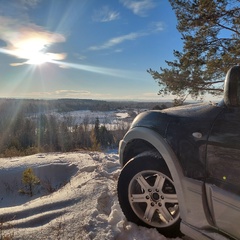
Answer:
[0,152,182,240]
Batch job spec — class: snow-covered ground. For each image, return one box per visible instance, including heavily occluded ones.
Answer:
[45,110,133,127]
[0,152,183,240]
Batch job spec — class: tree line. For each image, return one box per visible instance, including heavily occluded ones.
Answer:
[0,98,171,157]
[0,98,172,115]
[0,112,129,158]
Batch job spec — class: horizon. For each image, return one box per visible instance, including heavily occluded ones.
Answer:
[0,96,175,103]
[0,96,221,104]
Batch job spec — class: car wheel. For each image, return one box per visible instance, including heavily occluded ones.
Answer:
[117,151,181,237]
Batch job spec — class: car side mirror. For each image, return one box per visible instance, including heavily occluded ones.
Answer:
[224,65,240,107]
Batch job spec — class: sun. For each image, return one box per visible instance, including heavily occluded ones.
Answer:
[3,37,66,67]
[26,52,50,65]
[12,37,51,65]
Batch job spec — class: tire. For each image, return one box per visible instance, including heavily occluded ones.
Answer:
[117,151,181,238]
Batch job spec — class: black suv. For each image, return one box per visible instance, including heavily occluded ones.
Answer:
[117,66,240,239]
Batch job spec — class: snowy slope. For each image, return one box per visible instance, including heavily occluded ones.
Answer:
[0,152,182,240]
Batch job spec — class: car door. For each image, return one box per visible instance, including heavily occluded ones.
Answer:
[206,106,240,239]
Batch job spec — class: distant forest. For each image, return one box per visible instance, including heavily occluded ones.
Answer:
[0,98,172,114]
[0,98,171,157]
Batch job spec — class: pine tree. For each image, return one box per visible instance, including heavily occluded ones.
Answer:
[148,0,240,103]
[94,117,100,143]
[21,168,40,197]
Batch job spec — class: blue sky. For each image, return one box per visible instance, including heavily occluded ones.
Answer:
[0,0,182,100]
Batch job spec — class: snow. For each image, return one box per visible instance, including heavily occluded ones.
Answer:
[44,110,131,125]
[33,110,132,131]
[0,151,183,240]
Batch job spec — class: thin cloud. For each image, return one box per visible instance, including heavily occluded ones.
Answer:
[142,92,159,97]
[0,0,41,21]
[20,90,114,99]
[75,54,87,60]
[150,21,165,32]
[20,0,41,7]
[88,22,164,51]
[114,49,123,53]
[89,32,145,51]
[54,90,112,99]
[92,6,120,22]
[55,90,90,95]
[120,0,156,17]
[23,90,91,98]
[0,16,66,66]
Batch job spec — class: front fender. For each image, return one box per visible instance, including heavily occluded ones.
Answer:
[119,126,211,229]
[120,127,183,180]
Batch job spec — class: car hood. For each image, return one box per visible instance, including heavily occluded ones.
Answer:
[130,102,224,137]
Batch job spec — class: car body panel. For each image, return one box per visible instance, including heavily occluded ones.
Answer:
[164,103,223,180]
[205,184,240,239]
[129,102,224,180]
[205,106,240,239]
[207,107,240,195]
[181,221,231,240]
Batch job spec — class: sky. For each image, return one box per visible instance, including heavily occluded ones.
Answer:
[0,0,183,101]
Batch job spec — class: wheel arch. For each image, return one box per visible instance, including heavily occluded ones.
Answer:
[119,126,188,220]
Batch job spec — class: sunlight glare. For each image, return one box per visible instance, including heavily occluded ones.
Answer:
[15,37,46,53]
[0,37,54,66]
[16,38,49,65]
[50,60,145,81]
[26,51,50,65]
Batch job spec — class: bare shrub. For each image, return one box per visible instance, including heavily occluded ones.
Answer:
[40,178,56,194]
[0,218,14,240]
